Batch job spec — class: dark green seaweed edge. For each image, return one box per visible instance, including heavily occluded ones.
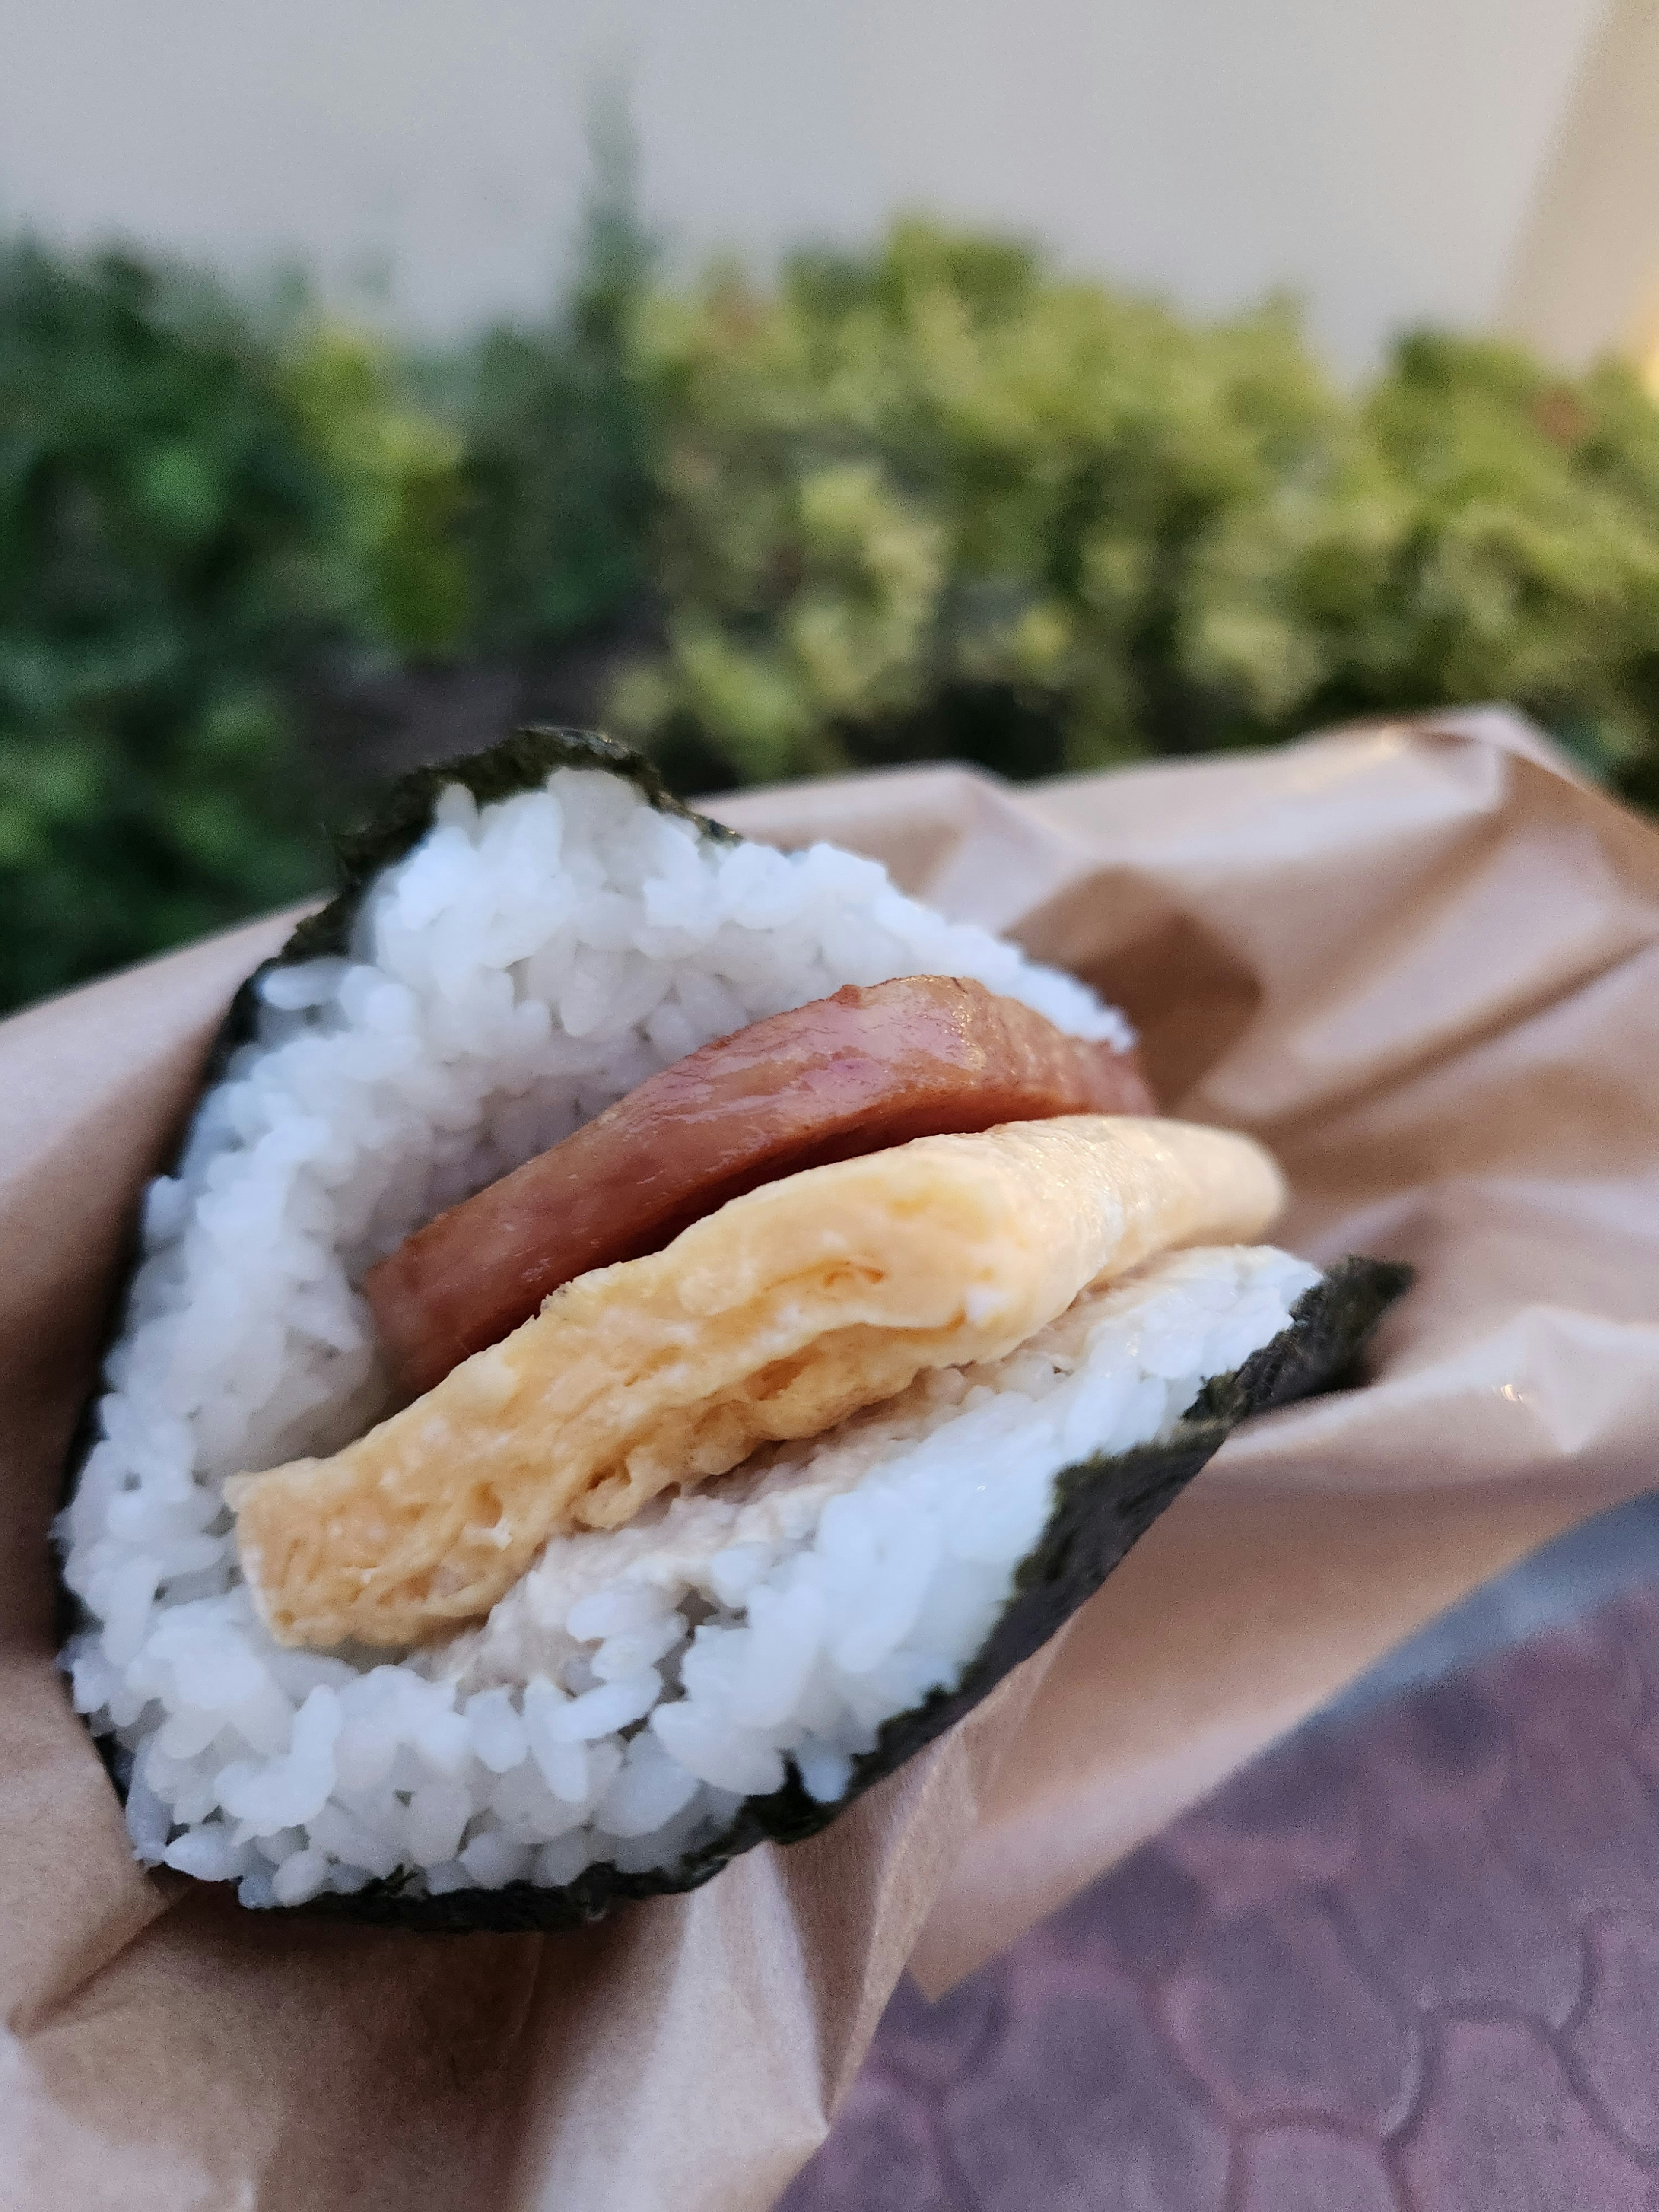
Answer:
[297,1253,1411,1935]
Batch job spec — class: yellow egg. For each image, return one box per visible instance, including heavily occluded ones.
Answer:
[228,1115,1283,1649]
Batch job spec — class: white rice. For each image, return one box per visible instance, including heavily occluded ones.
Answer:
[57,764,1306,1908]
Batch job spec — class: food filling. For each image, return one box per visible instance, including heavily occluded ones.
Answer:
[367,974,1153,1394]
[230,1114,1283,1649]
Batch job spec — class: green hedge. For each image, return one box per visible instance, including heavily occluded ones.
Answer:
[607,225,1659,808]
[0,244,481,1014]
[0,245,339,1011]
[5,211,1659,1017]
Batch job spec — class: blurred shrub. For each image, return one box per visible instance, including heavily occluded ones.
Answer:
[609,223,1341,785]
[0,244,345,1011]
[9,204,1659,1019]
[1185,331,1659,803]
[0,244,483,1014]
[453,153,655,654]
[607,223,1659,814]
[280,323,470,657]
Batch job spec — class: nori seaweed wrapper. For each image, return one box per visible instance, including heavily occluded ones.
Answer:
[64,726,1411,1931]
[306,1255,1411,1934]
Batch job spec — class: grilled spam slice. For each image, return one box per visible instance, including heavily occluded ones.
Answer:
[365,975,1155,1396]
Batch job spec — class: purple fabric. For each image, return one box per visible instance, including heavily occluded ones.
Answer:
[779,1585,1659,2211]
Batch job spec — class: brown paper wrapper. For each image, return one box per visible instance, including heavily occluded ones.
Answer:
[4,709,1656,2208]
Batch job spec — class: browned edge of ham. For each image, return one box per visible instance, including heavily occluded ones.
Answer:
[365,975,1154,1396]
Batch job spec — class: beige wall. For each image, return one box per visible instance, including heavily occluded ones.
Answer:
[1500,0,1659,375]
[0,0,1618,373]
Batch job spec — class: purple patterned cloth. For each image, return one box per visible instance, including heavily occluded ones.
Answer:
[779,1579,1659,2211]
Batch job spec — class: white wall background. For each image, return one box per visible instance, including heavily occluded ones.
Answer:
[0,0,1615,373]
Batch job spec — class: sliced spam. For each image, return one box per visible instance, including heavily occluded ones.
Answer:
[365,976,1155,1396]
[228,1115,1284,1650]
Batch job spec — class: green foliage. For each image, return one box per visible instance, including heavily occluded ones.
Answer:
[279,323,470,656]
[1185,331,1659,799]
[450,114,655,652]
[607,225,1659,814]
[0,242,352,1011]
[8,199,1659,1021]
[608,222,1342,785]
